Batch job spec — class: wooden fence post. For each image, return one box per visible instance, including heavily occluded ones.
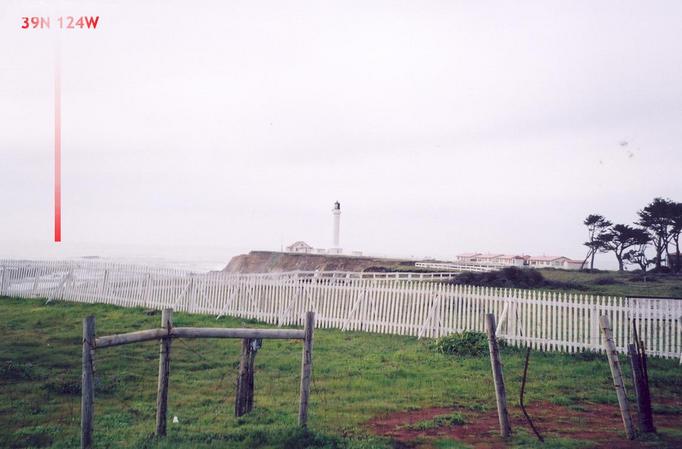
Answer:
[600,315,635,439]
[235,338,260,417]
[155,308,173,436]
[245,340,258,413]
[298,311,315,427]
[628,343,655,433]
[485,313,512,438]
[81,316,95,449]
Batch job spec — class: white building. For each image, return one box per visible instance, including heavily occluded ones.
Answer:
[563,259,584,270]
[285,241,314,253]
[455,252,481,263]
[496,254,527,267]
[456,252,523,266]
[455,252,582,270]
[527,256,582,269]
[476,253,504,264]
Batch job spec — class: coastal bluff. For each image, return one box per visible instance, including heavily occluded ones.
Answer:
[223,251,421,273]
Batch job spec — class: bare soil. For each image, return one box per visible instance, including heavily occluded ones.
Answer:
[367,401,682,449]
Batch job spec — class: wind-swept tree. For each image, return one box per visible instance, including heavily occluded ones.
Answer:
[602,225,650,271]
[624,243,653,273]
[581,214,612,270]
[669,202,682,273]
[637,198,675,271]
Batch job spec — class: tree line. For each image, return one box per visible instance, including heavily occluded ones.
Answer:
[582,197,682,273]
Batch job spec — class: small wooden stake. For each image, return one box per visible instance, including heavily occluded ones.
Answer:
[81,316,95,449]
[628,343,655,433]
[600,315,635,439]
[485,313,512,438]
[298,311,315,427]
[235,338,259,417]
[155,308,172,436]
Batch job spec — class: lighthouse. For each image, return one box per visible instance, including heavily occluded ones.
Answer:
[331,201,341,252]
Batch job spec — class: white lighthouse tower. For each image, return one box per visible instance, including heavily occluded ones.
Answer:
[330,201,342,254]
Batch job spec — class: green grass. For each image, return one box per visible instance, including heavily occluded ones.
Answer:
[1,296,681,449]
[433,439,472,449]
[503,429,594,449]
[538,269,682,298]
[399,412,467,431]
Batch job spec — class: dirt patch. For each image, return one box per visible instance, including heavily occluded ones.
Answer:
[367,401,682,449]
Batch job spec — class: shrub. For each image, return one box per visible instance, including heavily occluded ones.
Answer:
[44,377,80,395]
[449,266,588,291]
[0,360,34,380]
[430,332,488,357]
[363,266,390,273]
[452,267,547,289]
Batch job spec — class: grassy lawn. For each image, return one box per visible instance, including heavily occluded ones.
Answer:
[1,297,681,449]
[538,269,682,298]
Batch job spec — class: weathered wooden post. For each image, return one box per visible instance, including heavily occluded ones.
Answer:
[298,311,315,427]
[235,338,261,417]
[485,313,511,438]
[235,338,250,417]
[600,315,635,439]
[81,316,95,449]
[155,308,173,436]
[628,343,655,433]
[245,340,259,413]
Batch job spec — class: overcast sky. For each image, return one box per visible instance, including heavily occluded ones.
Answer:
[1,1,681,268]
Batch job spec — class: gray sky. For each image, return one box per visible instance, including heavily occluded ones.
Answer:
[1,0,681,268]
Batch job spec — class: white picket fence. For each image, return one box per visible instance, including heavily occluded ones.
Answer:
[1,259,681,360]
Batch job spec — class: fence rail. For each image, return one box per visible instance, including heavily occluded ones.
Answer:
[2,260,681,360]
[415,261,500,272]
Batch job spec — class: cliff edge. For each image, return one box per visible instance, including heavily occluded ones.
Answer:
[223,251,422,273]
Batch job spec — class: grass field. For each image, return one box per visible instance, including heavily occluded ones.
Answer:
[1,297,681,449]
[538,269,682,298]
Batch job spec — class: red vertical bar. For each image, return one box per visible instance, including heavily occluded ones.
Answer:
[54,43,61,242]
